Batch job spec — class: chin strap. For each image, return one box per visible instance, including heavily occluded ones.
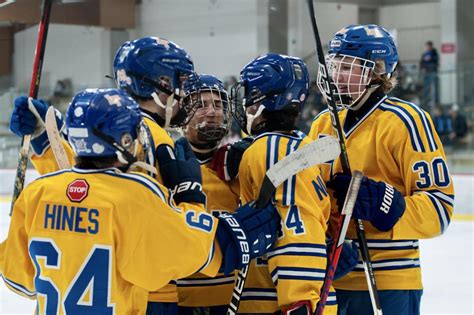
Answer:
[245,104,266,135]
[93,128,157,175]
[151,90,178,129]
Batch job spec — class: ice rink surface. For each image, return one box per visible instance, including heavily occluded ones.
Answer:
[0,174,472,314]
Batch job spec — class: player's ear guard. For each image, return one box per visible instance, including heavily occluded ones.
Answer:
[156,138,206,205]
[327,173,406,231]
[215,201,281,275]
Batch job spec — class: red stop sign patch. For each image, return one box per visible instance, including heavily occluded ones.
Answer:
[66,179,89,202]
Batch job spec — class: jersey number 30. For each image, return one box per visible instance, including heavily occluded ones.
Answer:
[29,238,115,314]
[413,157,450,189]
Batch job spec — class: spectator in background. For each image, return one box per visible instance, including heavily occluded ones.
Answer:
[449,104,469,147]
[433,105,452,145]
[420,41,439,105]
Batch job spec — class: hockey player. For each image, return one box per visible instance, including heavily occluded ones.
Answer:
[309,24,454,314]
[1,88,281,314]
[9,37,201,315]
[229,54,337,314]
[177,73,238,314]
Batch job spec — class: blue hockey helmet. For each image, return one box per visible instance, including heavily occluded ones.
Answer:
[231,53,309,135]
[113,37,194,98]
[328,24,398,75]
[183,73,230,143]
[319,24,398,109]
[66,88,144,162]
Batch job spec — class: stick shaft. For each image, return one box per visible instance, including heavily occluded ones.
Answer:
[10,0,53,215]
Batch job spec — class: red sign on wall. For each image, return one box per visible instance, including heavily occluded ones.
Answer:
[441,43,456,54]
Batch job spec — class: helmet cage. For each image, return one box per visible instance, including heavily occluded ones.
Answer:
[185,85,230,143]
[318,53,375,108]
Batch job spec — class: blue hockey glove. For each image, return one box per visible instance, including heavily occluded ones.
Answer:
[10,96,64,156]
[327,174,406,231]
[210,137,253,181]
[326,238,359,280]
[156,137,206,205]
[216,201,280,275]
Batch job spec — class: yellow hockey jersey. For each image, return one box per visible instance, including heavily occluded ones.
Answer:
[237,131,337,314]
[30,111,180,303]
[2,167,221,314]
[177,162,240,307]
[308,95,455,291]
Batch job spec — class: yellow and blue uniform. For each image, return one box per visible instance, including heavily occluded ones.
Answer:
[237,131,337,314]
[309,95,454,291]
[1,167,221,314]
[177,162,240,307]
[30,111,180,305]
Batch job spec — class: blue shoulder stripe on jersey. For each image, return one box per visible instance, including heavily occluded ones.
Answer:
[241,287,277,301]
[379,103,426,152]
[1,274,36,298]
[103,171,166,202]
[282,138,301,206]
[267,243,326,259]
[255,130,304,141]
[420,191,451,234]
[353,239,419,251]
[416,189,454,207]
[35,169,71,181]
[271,266,325,285]
[354,258,420,272]
[387,98,438,152]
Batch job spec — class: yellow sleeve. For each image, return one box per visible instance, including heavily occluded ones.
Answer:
[392,112,454,239]
[31,139,75,175]
[116,174,221,292]
[2,191,37,299]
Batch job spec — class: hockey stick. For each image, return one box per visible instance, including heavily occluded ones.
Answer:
[227,136,341,315]
[10,0,53,215]
[45,106,71,169]
[315,170,363,314]
[306,1,382,314]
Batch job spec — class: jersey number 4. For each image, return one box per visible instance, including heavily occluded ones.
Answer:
[29,238,115,314]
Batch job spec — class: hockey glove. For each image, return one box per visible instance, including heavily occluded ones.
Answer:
[10,96,64,156]
[326,238,359,280]
[216,201,280,275]
[156,137,206,205]
[210,137,253,181]
[327,174,406,231]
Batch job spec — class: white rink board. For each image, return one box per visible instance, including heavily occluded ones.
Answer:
[0,172,472,314]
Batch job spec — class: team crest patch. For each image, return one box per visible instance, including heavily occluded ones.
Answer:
[66,179,89,202]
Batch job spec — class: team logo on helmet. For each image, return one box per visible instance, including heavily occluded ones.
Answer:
[66,179,89,203]
[116,69,132,85]
[330,40,342,48]
[72,138,91,153]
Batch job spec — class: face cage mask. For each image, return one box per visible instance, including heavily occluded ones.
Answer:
[318,54,376,110]
[92,120,156,175]
[185,88,230,144]
[230,81,268,135]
